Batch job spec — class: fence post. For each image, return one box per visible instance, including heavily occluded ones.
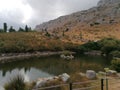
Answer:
[69,83,72,90]
[101,79,104,90]
[106,78,108,90]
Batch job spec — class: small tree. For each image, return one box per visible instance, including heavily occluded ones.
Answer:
[80,32,83,40]
[111,58,120,72]
[28,27,32,31]
[3,23,7,32]
[18,27,25,32]
[25,25,29,32]
[62,30,65,36]
[9,26,16,32]
[0,29,4,33]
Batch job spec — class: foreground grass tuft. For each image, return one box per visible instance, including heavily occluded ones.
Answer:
[4,74,26,90]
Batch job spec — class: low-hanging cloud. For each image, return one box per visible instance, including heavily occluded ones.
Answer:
[0,0,99,29]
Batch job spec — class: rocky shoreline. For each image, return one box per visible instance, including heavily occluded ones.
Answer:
[33,70,120,90]
[0,51,65,63]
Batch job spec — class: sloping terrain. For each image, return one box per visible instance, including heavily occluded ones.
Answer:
[35,0,120,44]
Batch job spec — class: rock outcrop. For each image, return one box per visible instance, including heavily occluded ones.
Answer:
[35,0,120,32]
[97,0,120,6]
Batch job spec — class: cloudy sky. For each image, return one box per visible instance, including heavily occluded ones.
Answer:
[0,0,99,29]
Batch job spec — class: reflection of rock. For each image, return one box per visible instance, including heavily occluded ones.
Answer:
[60,54,74,60]
[86,70,96,79]
[84,51,101,56]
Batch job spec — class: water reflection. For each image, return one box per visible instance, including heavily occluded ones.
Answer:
[0,55,110,90]
[0,68,53,90]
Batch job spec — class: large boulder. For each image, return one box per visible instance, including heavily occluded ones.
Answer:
[86,70,96,79]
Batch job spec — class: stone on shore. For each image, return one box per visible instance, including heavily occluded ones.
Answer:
[60,54,74,60]
[59,73,70,82]
[35,73,70,89]
[107,70,117,76]
[86,70,96,79]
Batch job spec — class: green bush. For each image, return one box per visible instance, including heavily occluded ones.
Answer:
[111,58,120,72]
[110,51,120,58]
[99,38,120,56]
[76,41,101,54]
[62,50,72,56]
[4,74,26,90]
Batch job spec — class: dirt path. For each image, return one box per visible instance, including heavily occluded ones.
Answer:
[108,76,120,90]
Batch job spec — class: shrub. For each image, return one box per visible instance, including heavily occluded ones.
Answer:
[110,51,120,58]
[4,74,26,90]
[76,41,101,54]
[99,38,120,56]
[62,50,72,56]
[111,58,120,72]
[94,22,100,25]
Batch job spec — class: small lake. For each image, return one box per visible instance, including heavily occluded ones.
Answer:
[0,55,110,90]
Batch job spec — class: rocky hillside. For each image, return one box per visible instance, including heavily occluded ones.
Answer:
[35,0,120,43]
[98,0,120,6]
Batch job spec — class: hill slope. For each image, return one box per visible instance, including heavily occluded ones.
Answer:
[35,0,120,43]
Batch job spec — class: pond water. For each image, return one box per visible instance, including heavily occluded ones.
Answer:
[0,55,110,90]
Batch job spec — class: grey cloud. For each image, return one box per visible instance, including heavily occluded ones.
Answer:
[0,0,99,29]
[27,0,100,28]
[0,9,24,29]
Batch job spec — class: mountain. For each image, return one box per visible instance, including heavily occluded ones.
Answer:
[98,0,120,6]
[35,0,120,43]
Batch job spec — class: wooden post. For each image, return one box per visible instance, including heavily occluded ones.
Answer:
[106,78,108,90]
[69,83,72,90]
[101,79,104,90]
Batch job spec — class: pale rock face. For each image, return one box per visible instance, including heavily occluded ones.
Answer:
[98,0,120,6]
[35,0,120,31]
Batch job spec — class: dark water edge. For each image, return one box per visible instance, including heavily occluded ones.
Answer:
[0,55,111,90]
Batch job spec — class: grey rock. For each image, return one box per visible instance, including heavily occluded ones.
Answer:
[35,0,120,32]
[59,73,70,82]
[60,54,74,60]
[98,0,120,6]
[86,70,96,79]
[107,70,117,76]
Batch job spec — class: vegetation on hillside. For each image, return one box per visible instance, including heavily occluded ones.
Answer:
[76,38,120,57]
[111,58,120,72]
[0,32,76,53]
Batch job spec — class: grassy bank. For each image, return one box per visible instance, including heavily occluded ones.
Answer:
[0,32,76,53]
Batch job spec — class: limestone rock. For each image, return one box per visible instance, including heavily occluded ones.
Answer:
[86,70,96,79]
[59,73,70,82]
[98,0,120,6]
[107,70,117,76]
[35,0,120,32]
